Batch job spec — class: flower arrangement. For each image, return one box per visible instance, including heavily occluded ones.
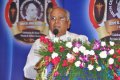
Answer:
[35,36,120,80]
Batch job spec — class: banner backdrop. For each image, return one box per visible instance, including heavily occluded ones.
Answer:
[0,0,119,80]
[89,0,120,42]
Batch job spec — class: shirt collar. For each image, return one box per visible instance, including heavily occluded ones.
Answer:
[48,30,69,40]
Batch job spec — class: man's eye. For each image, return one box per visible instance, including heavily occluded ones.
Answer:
[60,17,66,21]
[50,17,56,20]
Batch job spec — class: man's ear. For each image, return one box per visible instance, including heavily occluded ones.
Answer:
[67,20,71,29]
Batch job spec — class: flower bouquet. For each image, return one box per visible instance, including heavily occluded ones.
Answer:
[35,36,120,80]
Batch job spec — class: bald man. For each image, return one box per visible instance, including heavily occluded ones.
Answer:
[23,7,89,80]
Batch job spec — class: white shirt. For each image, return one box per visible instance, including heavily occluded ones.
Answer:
[23,31,89,79]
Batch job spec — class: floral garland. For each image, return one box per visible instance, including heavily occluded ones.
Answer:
[35,36,120,80]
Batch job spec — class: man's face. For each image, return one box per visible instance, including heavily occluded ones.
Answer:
[11,8,16,16]
[49,8,70,37]
[26,3,38,20]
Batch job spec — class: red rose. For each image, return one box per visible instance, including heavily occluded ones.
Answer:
[43,38,50,44]
[116,76,120,80]
[48,46,54,53]
[112,54,117,58]
[48,42,53,47]
[54,71,59,77]
[59,46,65,52]
[114,75,120,80]
[62,60,68,67]
[44,56,50,61]
[51,57,60,66]
[117,49,120,55]
[40,36,45,42]
[118,58,120,62]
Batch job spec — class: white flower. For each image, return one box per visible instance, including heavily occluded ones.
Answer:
[78,45,86,53]
[88,64,94,70]
[96,66,101,71]
[73,47,79,53]
[51,52,58,59]
[108,58,114,65]
[79,36,87,43]
[53,37,59,42]
[66,53,72,59]
[89,50,95,55]
[109,41,115,46]
[109,49,114,55]
[101,41,106,46]
[83,50,90,55]
[99,51,107,58]
[66,42,72,48]
[75,61,81,67]
[66,53,75,60]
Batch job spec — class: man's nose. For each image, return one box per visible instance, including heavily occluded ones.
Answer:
[55,19,60,24]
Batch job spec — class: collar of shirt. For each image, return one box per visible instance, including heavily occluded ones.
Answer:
[48,30,70,41]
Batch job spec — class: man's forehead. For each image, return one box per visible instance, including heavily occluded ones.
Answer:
[50,8,67,17]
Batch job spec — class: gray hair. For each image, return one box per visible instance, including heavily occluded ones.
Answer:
[66,10,70,20]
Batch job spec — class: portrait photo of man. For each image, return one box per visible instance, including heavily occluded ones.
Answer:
[9,2,17,24]
[25,3,39,21]
[19,0,45,22]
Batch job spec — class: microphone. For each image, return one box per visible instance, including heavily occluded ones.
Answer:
[53,29,59,37]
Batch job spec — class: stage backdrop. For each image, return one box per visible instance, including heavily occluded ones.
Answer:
[0,0,119,80]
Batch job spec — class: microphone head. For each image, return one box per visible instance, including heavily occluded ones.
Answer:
[53,29,59,36]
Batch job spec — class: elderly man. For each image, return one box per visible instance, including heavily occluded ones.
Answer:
[23,7,89,80]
